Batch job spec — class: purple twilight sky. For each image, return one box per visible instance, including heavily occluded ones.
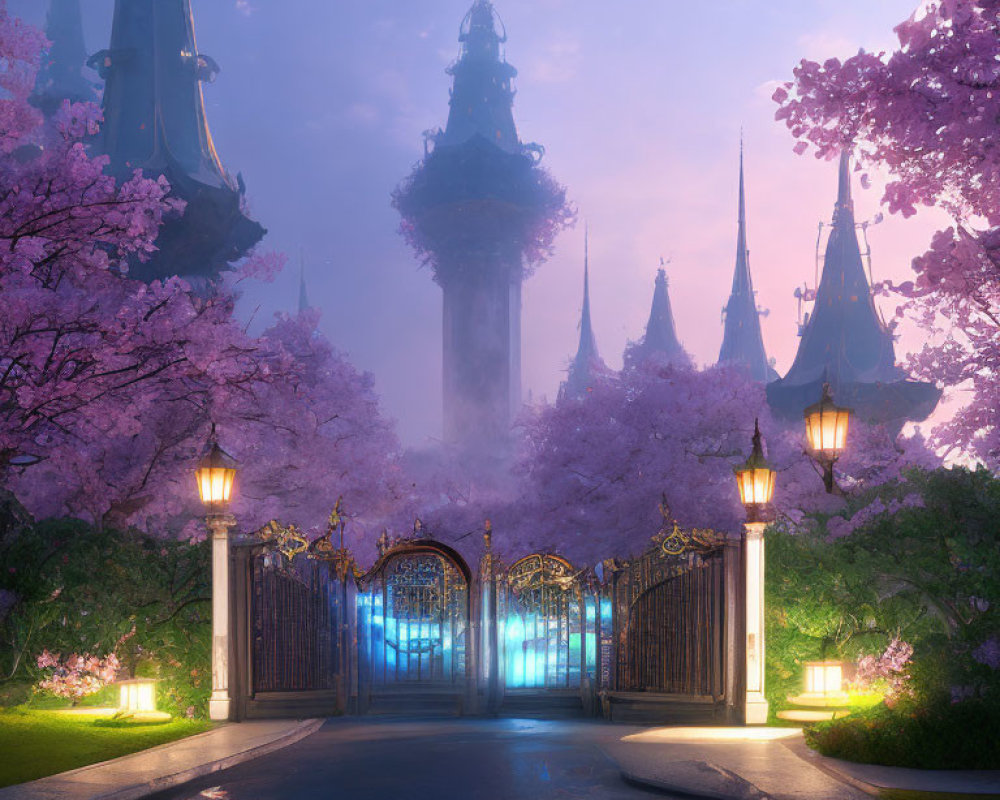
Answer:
[11,0,948,444]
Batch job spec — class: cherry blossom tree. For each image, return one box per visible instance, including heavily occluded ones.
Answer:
[773,0,1000,468]
[0,7,401,539]
[212,310,402,543]
[476,361,939,567]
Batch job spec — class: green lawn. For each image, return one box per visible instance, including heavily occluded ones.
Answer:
[0,707,211,788]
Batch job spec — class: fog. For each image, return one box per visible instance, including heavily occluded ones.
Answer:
[10,0,944,444]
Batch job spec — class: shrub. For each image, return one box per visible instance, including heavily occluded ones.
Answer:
[806,694,1000,769]
[0,515,211,717]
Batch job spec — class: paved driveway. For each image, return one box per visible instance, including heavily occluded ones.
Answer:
[146,718,677,800]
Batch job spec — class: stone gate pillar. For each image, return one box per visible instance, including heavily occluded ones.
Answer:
[743,521,768,724]
[208,514,235,721]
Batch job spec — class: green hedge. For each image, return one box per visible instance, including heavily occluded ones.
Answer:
[765,467,1000,762]
[0,511,211,717]
[806,695,1000,769]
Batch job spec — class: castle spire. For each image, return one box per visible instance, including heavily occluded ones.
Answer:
[437,0,519,152]
[718,143,777,381]
[298,255,310,314]
[31,0,97,116]
[767,150,940,432]
[91,0,264,283]
[561,225,608,400]
[626,262,691,369]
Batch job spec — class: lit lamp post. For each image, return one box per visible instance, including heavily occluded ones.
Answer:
[195,430,238,722]
[734,419,776,724]
[804,383,851,494]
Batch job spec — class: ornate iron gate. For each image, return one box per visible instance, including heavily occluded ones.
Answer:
[502,554,585,689]
[231,517,356,719]
[608,508,732,704]
[360,538,470,687]
[250,550,338,692]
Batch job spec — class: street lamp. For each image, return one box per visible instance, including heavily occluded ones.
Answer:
[195,437,238,513]
[735,419,775,725]
[195,428,238,722]
[735,419,776,521]
[804,383,851,494]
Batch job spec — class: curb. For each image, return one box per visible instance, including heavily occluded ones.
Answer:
[619,762,771,800]
[95,718,326,800]
[779,736,879,798]
[0,718,325,800]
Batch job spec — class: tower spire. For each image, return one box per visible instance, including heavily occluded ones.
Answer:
[91,0,264,283]
[31,0,97,116]
[767,149,940,432]
[626,261,691,369]
[298,252,310,314]
[561,224,608,400]
[438,0,519,152]
[578,223,597,360]
[718,142,777,381]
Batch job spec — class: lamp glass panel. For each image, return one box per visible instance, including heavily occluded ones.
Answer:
[804,662,843,694]
[196,466,235,505]
[807,406,850,456]
[119,679,156,713]
[738,467,775,505]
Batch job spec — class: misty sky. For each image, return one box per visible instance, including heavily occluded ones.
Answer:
[11,0,946,444]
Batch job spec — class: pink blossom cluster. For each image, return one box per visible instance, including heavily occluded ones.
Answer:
[825,493,925,540]
[35,649,120,700]
[973,637,1000,671]
[854,638,914,701]
[0,9,401,539]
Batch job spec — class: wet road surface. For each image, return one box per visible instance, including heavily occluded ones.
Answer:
[146,717,680,800]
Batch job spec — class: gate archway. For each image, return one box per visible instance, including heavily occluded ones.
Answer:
[502,554,586,690]
[359,538,471,691]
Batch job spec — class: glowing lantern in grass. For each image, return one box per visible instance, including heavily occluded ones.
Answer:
[195,428,238,513]
[118,678,157,714]
[804,383,851,494]
[804,661,844,696]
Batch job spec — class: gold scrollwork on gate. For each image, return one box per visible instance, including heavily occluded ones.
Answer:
[257,519,309,562]
[652,495,726,557]
[387,554,463,620]
[507,554,580,614]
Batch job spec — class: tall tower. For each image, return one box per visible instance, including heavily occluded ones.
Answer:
[31,0,97,116]
[718,146,777,381]
[626,265,691,369]
[767,152,940,431]
[91,0,264,283]
[560,229,609,401]
[394,0,569,447]
[298,261,310,315]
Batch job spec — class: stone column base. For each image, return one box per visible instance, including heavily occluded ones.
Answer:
[745,696,769,725]
[209,695,231,721]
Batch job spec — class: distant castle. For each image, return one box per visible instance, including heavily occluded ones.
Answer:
[36,0,941,440]
[389,0,939,441]
[34,0,263,284]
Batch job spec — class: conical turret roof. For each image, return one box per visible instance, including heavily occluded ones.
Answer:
[767,151,940,430]
[31,0,97,116]
[437,0,519,153]
[718,145,777,382]
[561,228,609,400]
[91,0,264,282]
[626,265,691,368]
